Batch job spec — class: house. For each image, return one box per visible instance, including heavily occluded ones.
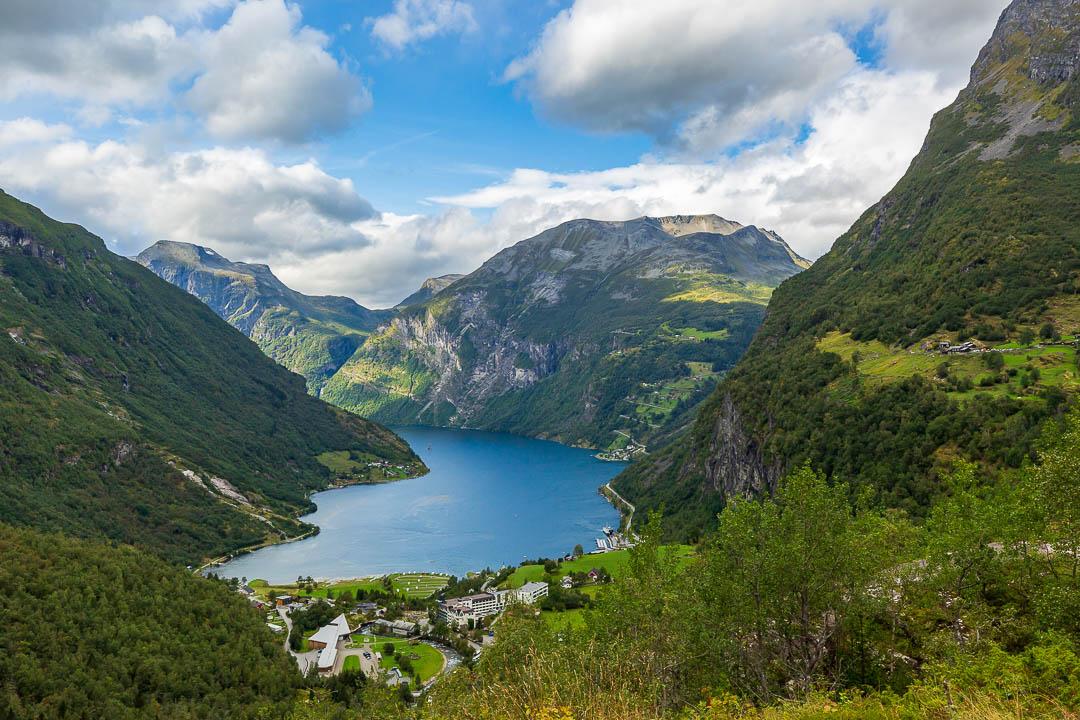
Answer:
[587,569,600,582]
[274,594,294,606]
[355,602,379,613]
[561,576,573,589]
[517,581,549,604]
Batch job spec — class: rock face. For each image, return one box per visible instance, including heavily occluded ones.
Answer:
[322,215,808,449]
[137,241,389,392]
[614,0,1080,539]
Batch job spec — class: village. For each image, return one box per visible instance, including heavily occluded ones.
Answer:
[231,531,643,695]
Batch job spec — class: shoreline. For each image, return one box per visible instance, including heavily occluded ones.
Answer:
[195,461,428,576]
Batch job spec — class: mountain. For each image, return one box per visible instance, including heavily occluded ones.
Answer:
[321,215,809,450]
[137,241,391,392]
[614,0,1080,539]
[396,274,465,307]
[0,190,423,565]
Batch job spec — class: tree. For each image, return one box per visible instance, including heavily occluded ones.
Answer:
[383,642,395,656]
[983,352,1005,371]
[692,465,911,701]
[1040,322,1059,341]
[573,544,584,557]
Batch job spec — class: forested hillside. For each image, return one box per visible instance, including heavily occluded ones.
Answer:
[427,405,1080,719]
[0,190,423,565]
[616,0,1080,539]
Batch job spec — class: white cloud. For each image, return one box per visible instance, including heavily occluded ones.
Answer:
[437,68,959,262]
[369,0,477,51]
[0,0,369,144]
[188,0,370,142]
[0,120,375,264]
[505,0,1007,152]
[0,118,73,147]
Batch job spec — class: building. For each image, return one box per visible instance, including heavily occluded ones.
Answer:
[437,582,550,627]
[516,581,549,604]
[308,613,352,674]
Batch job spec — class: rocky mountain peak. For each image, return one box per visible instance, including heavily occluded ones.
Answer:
[971,0,1080,88]
[653,214,744,237]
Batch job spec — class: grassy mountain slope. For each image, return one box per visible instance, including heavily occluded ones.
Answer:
[0,190,423,564]
[615,0,1080,539]
[137,241,391,392]
[321,216,808,451]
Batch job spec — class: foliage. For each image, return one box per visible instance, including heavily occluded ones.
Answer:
[616,22,1080,534]
[425,409,1080,718]
[0,525,301,719]
[0,190,422,563]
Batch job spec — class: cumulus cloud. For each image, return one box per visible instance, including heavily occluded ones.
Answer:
[0,119,375,265]
[0,0,369,144]
[437,69,959,261]
[188,0,370,142]
[369,0,477,51]
[505,0,1007,152]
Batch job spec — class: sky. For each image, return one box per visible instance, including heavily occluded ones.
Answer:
[0,0,1010,307]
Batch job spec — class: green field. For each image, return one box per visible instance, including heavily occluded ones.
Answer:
[503,545,694,588]
[542,608,587,631]
[252,572,449,601]
[377,641,444,683]
[817,331,1079,400]
[342,655,361,672]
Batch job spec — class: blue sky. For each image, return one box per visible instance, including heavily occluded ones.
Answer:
[0,0,1007,306]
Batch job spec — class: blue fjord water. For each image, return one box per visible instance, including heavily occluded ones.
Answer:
[211,426,625,583]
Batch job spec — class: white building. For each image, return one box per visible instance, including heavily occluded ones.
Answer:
[309,613,351,673]
[437,582,550,627]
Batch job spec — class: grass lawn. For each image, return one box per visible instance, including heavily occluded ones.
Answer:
[542,608,587,632]
[504,545,695,588]
[378,642,444,682]
[342,655,361,672]
[252,572,449,601]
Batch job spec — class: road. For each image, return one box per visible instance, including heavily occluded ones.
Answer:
[278,606,318,675]
[603,482,637,534]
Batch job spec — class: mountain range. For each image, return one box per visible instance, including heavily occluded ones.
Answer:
[614,0,1080,539]
[140,214,809,452]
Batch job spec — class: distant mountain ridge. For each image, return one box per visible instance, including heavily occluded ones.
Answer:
[141,214,807,451]
[614,0,1080,539]
[322,214,808,450]
[137,240,391,392]
[396,274,465,307]
[0,190,422,564]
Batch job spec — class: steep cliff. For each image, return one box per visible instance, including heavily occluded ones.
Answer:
[322,216,808,450]
[615,0,1080,539]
